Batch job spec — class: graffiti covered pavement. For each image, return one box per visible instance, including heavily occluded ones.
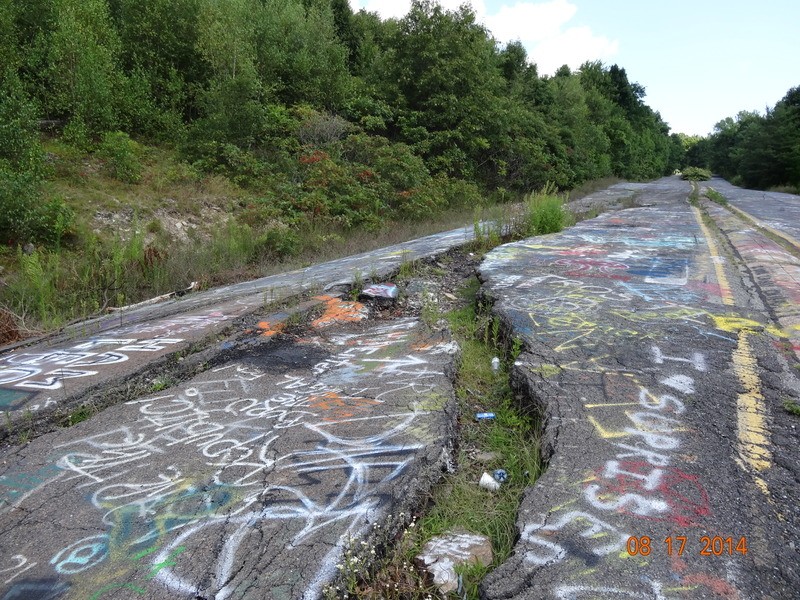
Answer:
[0,315,458,599]
[479,177,800,599]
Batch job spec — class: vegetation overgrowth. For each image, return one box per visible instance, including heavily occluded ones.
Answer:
[681,85,800,192]
[680,166,711,181]
[325,275,541,599]
[1,0,683,337]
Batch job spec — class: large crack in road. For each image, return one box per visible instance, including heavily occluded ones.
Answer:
[1,175,799,599]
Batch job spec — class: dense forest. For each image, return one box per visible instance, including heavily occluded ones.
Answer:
[684,85,800,192]
[0,0,683,247]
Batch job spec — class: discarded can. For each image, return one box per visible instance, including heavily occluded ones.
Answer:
[479,472,500,491]
[491,357,500,372]
[475,412,496,421]
[493,469,508,483]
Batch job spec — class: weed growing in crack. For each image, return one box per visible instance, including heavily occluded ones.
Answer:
[351,269,364,300]
[150,375,175,392]
[420,289,442,330]
[783,399,800,416]
[398,251,418,281]
[63,403,96,427]
[323,514,438,600]
[510,337,523,362]
[704,188,728,206]
[340,274,542,599]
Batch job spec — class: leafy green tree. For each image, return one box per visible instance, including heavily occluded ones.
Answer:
[0,71,72,245]
[45,0,126,139]
[109,0,207,136]
[384,1,505,179]
[252,0,351,109]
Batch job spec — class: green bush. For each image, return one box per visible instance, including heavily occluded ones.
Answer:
[680,166,711,181]
[255,226,301,259]
[520,183,571,236]
[97,131,143,183]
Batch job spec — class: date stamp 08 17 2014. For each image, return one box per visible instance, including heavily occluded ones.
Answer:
[626,536,748,557]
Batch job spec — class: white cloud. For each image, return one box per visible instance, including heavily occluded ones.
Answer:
[349,1,618,75]
[484,0,575,43]
[530,25,619,74]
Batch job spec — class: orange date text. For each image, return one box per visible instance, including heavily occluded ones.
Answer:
[626,536,748,556]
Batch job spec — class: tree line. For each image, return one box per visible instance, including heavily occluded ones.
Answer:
[0,0,682,245]
[684,85,800,191]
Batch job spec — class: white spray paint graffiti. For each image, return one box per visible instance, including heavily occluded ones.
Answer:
[4,318,454,599]
[0,337,183,396]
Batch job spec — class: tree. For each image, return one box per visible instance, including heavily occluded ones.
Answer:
[44,0,126,139]
[384,1,505,179]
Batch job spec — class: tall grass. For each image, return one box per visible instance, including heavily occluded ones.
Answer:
[509,182,573,239]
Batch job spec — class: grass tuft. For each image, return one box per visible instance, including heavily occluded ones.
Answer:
[334,275,542,599]
[784,399,800,417]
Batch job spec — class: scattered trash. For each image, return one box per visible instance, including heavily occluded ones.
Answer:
[493,469,508,483]
[108,281,199,312]
[475,412,496,421]
[491,356,500,372]
[361,282,399,299]
[479,472,501,491]
[443,292,458,300]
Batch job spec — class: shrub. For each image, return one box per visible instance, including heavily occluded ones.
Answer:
[0,171,73,246]
[519,183,572,237]
[97,131,143,183]
[680,166,711,181]
[189,142,267,187]
[255,225,301,259]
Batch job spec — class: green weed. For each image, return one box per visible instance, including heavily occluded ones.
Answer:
[783,399,800,416]
[518,182,573,236]
[63,404,95,427]
[150,376,175,392]
[351,269,364,300]
[704,188,728,205]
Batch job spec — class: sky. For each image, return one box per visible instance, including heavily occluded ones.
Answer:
[349,0,800,136]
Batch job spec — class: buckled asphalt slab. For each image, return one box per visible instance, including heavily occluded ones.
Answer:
[706,178,800,250]
[700,195,800,362]
[0,315,458,599]
[478,176,799,599]
[0,223,474,441]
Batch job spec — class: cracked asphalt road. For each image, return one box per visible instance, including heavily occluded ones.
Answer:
[0,224,474,442]
[479,176,800,599]
[1,175,799,600]
[0,312,458,599]
[707,178,800,248]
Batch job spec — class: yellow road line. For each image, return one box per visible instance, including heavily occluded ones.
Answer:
[732,329,772,497]
[691,205,735,306]
[730,205,800,251]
